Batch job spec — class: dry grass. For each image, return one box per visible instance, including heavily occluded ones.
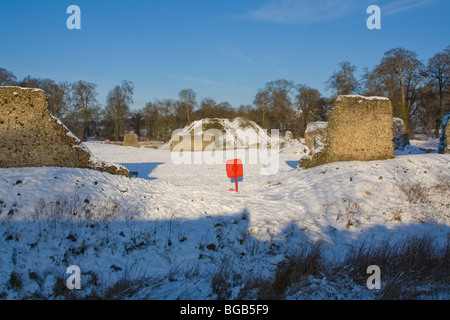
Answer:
[3,191,449,300]
[102,277,141,300]
[343,235,447,280]
[341,234,449,299]
[397,177,450,204]
[397,182,429,203]
[255,243,323,300]
[211,262,234,300]
[243,234,449,300]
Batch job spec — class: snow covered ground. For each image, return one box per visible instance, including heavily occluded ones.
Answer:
[0,140,448,299]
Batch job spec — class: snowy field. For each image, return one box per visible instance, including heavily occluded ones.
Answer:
[0,140,449,299]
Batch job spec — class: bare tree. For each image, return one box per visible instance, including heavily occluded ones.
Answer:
[143,101,159,139]
[104,80,134,141]
[265,79,295,131]
[363,48,425,132]
[427,46,450,135]
[216,101,234,119]
[193,98,235,120]
[295,84,322,136]
[178,89,197,125]
[383,48,425,132]
[197,97,217,119]
[45,81,71,118]
[236,104,254,119]
[0,67,17,86]
[325,61,359,97]
[20,76,71,118]
[154,98,176,140]
[414,84,440,134]
[253,89,270,128]
[131,110,144,137]
[20,75,43,88]
[71,80,98,140]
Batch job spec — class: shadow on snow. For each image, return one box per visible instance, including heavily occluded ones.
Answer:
[120,162,165,180]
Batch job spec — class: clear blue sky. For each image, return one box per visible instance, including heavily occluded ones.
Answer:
[1,0,449,110]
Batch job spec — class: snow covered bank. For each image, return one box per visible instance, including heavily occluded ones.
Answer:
[161,118,281,151]
[0,142,448,299]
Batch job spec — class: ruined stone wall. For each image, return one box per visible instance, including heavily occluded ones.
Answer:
[447,125,450,154]
[123,133,139,148]
[300,95,394,168]
[0,87,129,177]
[447,127,450,154]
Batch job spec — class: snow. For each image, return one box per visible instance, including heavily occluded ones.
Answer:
[336,95,390,101]
[2,86,44,93]
[0,140,449,299]
[305,121,328,133]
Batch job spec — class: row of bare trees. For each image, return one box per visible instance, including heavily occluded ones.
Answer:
[330,47,450,136]
[1,45,448,141]
[236,46,449,138]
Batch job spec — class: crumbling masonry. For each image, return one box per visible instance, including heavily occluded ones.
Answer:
[0,86,129,177]
[300,95,395,168]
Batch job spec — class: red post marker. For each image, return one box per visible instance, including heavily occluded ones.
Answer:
[226,159,243,192]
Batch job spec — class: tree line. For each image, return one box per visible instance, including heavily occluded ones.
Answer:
[1,45,448,141]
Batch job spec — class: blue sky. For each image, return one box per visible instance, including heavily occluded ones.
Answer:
[1,0,449,110]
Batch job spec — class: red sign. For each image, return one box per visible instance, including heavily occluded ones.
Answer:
[226,159,243,192]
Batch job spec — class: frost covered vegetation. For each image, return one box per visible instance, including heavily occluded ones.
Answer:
[0,142,449,300]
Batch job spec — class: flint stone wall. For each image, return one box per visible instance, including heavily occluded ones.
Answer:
[123,133,139,148]
[447,125,450,154]
[0,87,130,177]
[447,121,450,154]
[300,95,394,168]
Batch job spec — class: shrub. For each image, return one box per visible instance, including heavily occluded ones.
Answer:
[397,181,429,203]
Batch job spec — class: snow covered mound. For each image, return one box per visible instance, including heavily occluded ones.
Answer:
[161,118,281,150]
